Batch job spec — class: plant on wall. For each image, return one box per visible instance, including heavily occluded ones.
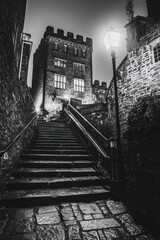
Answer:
[125,0,134,22]
[125,95,160,149]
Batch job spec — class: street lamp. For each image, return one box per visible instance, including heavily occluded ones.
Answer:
[103,27,125,199]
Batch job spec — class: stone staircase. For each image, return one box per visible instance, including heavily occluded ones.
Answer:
[1,118,110,208]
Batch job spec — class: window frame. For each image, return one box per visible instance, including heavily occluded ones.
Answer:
[153,43,160,63]
[54,73,66,90]
[73,62,85,72]
[54,58,66,68]
[54,42,59,51]
[74,78,85,93]
[64,44,68,53]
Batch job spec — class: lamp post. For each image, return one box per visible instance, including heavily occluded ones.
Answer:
[103,27,125,198]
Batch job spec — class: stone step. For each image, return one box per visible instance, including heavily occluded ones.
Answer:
[36,128,73,132]
[36,129,73,133]
[5,176,108,191]
[30,141,84,145]
[36,130,75,137]
[33,139,82,143]
[27,145,85,150]
[24,149,88,155]
[13,167,97,177]
[17,160,93,168]
[35,136,79,140]
[1,186,110,208]
[21,153,90,160]
[37,123,68,128]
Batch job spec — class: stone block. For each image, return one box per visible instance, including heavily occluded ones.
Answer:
[80,218,120,231]
[106,200,127,215]
[68,225,81,240]
[79,203,101,215]
[82,230,99,240]
[116,214,143,236]
[36,212,60,225]
[38,206,58,214]
[37,224,65,240]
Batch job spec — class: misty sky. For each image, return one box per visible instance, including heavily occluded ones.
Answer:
[24,0,148,87]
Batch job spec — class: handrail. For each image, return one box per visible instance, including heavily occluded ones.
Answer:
[67,104,116,157]
[0,114,37,156]
[68,104,108,142]
[65,109,110,159]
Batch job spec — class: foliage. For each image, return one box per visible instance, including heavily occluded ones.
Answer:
[125,0,134,22]
[125,95,160,148]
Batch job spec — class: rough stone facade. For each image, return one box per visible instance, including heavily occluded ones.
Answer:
[92,80,108,103]
[106,17,160,139]
[77,103,111,139]
[32,26,93,112]
[0,0,35,182]
[77,13,160,236]
[105,15,160,236]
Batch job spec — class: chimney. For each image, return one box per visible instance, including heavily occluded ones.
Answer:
[125,16,147,52]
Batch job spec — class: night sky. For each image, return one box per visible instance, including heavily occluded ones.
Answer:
[24,0,148,87]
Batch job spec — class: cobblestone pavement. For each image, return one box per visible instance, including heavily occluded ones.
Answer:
[0,200,157,240]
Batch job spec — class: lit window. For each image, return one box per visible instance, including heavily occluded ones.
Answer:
[64,44,68,53]
[54,58,66,68]
[153,43,160,63]
[74,78,85,92]
[54,74,66,89]
[73,62,84,72]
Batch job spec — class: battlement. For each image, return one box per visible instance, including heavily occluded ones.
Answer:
[93,80,107,89]
[43,26,92,46]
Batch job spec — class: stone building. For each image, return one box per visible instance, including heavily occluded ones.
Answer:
[92,80,107,103]
[106,0,160,138]
[31,26,93,112]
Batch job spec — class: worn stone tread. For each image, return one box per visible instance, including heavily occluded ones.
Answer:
[3,186,109,199]
[17,167,96,173]
[7,176,102,184]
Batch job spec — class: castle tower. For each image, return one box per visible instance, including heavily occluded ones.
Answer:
[31,26,93,112]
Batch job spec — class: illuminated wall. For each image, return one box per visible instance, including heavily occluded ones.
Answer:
[31,26,93,112]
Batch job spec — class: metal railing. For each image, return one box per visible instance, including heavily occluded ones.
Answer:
[64,104,121,199]
[0,114,37,158]
[66,104,117,158]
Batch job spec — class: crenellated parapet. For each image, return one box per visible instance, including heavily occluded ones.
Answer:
[43,26,92,47]
[93,80,107,89]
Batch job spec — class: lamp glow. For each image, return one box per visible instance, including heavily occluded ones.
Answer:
[103,28,121,51]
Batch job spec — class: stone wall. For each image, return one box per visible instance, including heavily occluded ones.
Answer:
[0,0,35,183]
[92,80,107,103]
[106,19,160,140]
[32,26,93,112]
[77,103,113,139]
[77,16,160,236]
[105,17,160,237]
